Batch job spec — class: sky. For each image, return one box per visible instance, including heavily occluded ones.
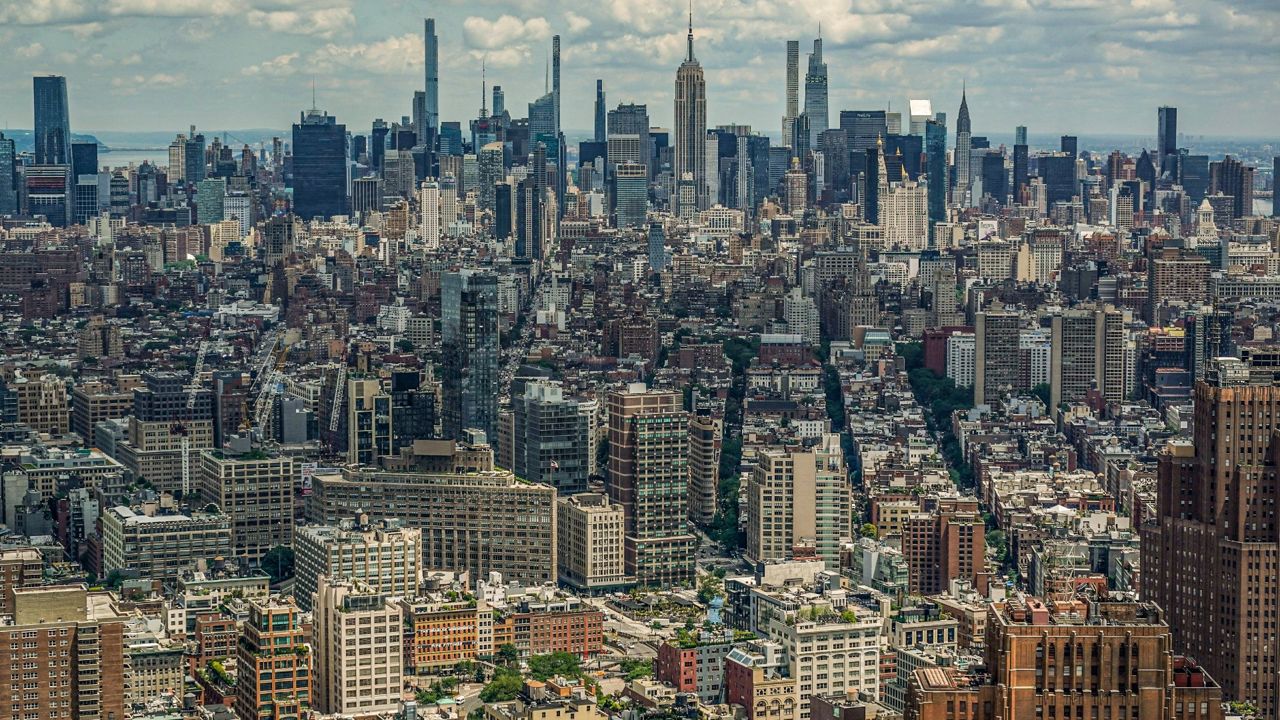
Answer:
[1,0,1278,141]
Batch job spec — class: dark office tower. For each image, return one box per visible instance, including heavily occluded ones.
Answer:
[593,80,607,143]
[512,382,590,495]
[529,93,555,141]
[1060,135,1077,159]
[1209,155,1255,220]
[840,110,888,152]
[885,133,922,178]
[954,87,971,205]
[792,112,810,159]
[494,181,513,240]
[981,152,1007,204]
[185,131,206,184]
[389,370,437,451]
[441,269,499,442]
[1274,157,1279,217]
[515,177,543,260]
[1157,105,1177,176]
[292,108,348,220]
[925,119,946,240]
[748,135,771,205]
[33,75,72,166]
[350,134,366,163]
[0,133,15,215]
[412,91,428,142]
[424,18,439,134]
[818,129,847,199]
[1012,143,1028,201]
[863,146,880,223]
[491,85,505,117]
[71,141,97,180]
[370,119,388,171]
[1040,154,1077,205]
[1014,125,1027,146]
[803,34,828,147]
[1142,349,1280,720]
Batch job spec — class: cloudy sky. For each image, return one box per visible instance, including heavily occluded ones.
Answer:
[1,0,1277,140]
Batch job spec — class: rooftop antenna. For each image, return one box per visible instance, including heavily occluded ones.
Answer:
[480,57,488,117]
[310,77,317,114]
[686,0,694,61]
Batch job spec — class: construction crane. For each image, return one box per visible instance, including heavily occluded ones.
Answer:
[251,339,289,441]
[328,362,347,437]
[247,328,282,397]
[175,339,213,498]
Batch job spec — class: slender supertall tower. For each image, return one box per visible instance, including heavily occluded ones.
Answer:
[552,35,562,137]
[674,5,708,210]
[424,19,439,135]
[803,30,828,147]
[594,80,607,143]
[783,40,799,146]
[954,83,972,207]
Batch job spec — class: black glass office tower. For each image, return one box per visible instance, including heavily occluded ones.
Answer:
[839,110,887,152]
[441,270,499,442]
[1157,106,1177,176]
[1040,154,1078,206]
[292,109,347,220]
[34,75,72,166]
[1013,143,1029,201]
[981,153,1007,204]
[925,120,946,240]
[0,133,16,215]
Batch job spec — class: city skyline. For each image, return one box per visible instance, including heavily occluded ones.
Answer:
[1,0,1278,138]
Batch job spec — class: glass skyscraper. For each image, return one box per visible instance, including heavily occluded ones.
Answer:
[441,270,499,442]
[925,119,947,240]
[292,109,347,220]
[33,75,72,166]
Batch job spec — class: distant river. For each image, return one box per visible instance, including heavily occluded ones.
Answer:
[98,148,170,168]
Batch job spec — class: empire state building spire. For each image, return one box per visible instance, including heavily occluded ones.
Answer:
[686,1,695,62]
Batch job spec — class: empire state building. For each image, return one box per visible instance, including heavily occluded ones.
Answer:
[673,10,707,211]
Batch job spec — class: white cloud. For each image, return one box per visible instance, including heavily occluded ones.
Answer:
[15,43,45,59]
[308,33,422,75]
[462,15,551,50]
[242,52,300,77]
[109,72,187,95]
[246,6,354,38]
[566,11,592,34]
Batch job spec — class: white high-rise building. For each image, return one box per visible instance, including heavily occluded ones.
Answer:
[223,192,252,238]
[879,179,929,250]
[312,577,403,717]
[783,288,820,346]
[946,332,976,388]
[908,99,933,136]
[418,178,441,247]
